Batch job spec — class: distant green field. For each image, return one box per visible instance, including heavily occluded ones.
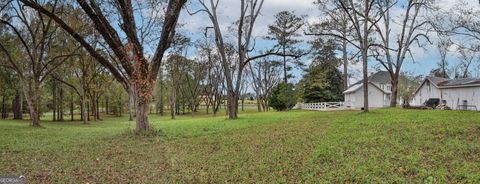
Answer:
[1,109,480,183]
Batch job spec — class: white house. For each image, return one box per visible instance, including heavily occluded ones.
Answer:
[411,76,480,110]
[344,71,392,109]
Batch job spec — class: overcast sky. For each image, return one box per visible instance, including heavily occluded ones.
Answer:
[176,0,480,84]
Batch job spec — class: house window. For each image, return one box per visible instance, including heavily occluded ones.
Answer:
[387,86,392,91]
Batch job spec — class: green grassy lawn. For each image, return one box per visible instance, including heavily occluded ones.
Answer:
[1,109,480,183]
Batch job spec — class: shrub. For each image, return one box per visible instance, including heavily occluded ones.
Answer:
[269,83,297,111]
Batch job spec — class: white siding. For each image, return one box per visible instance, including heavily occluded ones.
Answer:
[344,83,389,108]
[412,81,480,110]
[440,87,480,109]
[412,81,442,105]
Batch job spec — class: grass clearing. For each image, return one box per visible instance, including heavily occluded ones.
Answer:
[1,109,480,183]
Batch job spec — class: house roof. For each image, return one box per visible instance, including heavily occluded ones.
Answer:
[424,76,480,88]
[425,76,449,87]
[344,71,392,94]
[438,78,480,87]
[413,76,480,96]
[343,82,391,94]
[343,83,362,94]
[368,71,392,84]
[351,71,392,86]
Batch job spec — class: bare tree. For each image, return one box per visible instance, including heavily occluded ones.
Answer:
[194,0,300,118]
[196,30,225,115]
[431,1,480,78]
[436,36,452,78]
[433,1,480,43]
[201,45,225,115]
[0,0,77,126]
[248,58,282,111]
[308,0,384,112]
[372,0,433,107]
[19,0,186,132]
[312,0,355,90]
[455,45,479,78]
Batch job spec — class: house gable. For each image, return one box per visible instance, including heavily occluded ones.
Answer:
[344,82,391,95]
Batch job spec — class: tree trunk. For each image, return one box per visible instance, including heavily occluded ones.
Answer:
[283,45,288,83]
[59,87,64,121]
[96,96,100,120]
[170,85,176,119]
[213,96,219,116]
[227,91,238,119]
[90,97,96,121]
[23,80,41,127]
[256,96,262,112]
[390,75,399,107]
[87,101,90,121]
[182,101,185,115]
[170,102,175,119]
[70,97,74,121]
[80,96,87,124]
[241,98,245,112]
[342,39,348,90]
[13,89,23,120]
[80,100,84,121]
[206,99,210,114]
[159,74,164,116]
[1,95,6,119]
[362,57,369,112]
[118,102,122,116]
[362,0,369,113]
[52,82,57,121]
[135,99,149,132]
[159,101,164,116]
[128,89,135,121]
[105,98,109,115]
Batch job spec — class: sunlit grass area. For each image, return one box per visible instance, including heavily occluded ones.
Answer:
[1,109,480,183]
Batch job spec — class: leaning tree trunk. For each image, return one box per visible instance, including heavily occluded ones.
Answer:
[213,96,219,116]
[128,89,135,121]
[80,95,87,124]
[205,98,210,115]
[23,80,41,127]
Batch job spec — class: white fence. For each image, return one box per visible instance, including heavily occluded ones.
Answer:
[300,102,351,111]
